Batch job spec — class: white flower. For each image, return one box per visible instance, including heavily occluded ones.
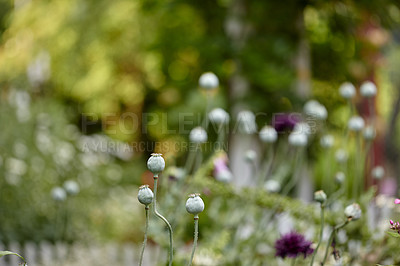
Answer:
[259,125,277,143]
[335,149,348,163]
[208,108,230,125]
[360,81,377,97]
[320,134,334,148]
[371,166,385,180]
[199,72,219,90]
[348,116,365,131]
[147,153,166,175]
[303,100,328,120]
[288,132,308,147]
[363,125,376,140]
[63,180,80,195]
[237,110,257,134]
[189,127,208,143]
[52,187,67,202]
[186,194,205,215]
[293,122,312,136]
[344,203,362,220]
[339,82,356,99]
[264,180,281,193]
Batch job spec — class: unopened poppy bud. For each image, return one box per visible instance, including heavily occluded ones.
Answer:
[335,172,345,184]
[244,150,257,163]
[314,190,327,204]
[52,187,67,202]
[259,125,278,143]
[344,203,362,221]
[288,132,308,147]
[208,108,230,125]
[63,180,80,195]
[186,193,205,215]
[147,153,165,175]
[138,185,154,206]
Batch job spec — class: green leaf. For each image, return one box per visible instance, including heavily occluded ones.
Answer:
[0,251,26,262]
[386,231,400,238]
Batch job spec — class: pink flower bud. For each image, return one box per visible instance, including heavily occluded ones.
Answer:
[395,198,400,204]
[390,220,394,225]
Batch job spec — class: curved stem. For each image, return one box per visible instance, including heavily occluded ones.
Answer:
[310,205,325,266]
[153,177,173,266]
[187,216,199,266]
[282,149,302,196]
[353,133,361,200]
[321,220,349,265]
[139,206,149,266]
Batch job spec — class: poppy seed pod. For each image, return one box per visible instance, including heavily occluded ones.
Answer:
[344,203,362,220]
[138,185,154,206]
[244,150,257,163]
[264,180,281,193]
[237,110,257,134]
[147,153,165,175]
[348,116,365,132]
[303,100,328,121]
[339,82,356,99]
[335,172,345,184]
[288,132,308,147]
[52,187,67,202]
[363,126,376,141]
[314,190,327,204]
[208,108,230,125]
[360,81,377,97]
[186,194,205,215]
[63,180,80,195]
[189,127,208,143]
[259,125,277,143]
[199,72,219,90]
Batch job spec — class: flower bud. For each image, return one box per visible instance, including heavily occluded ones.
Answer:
[186,193,205,215]
[259,125,277,143]
[199,72,219,90]
[63,180,80,195]
[314,190,327,204]
[371,166,385,180]
[147,153,165,175]
[244,150,257,163]
[344,203,362,220]
[52,187,67,202]
[208,108,230,125]
[264,180,281,193]
[138,185,154,206]
[320,134,334,149]
[348,116,365,132]
[189,127,208,143]
[288,132,308,147]
[339,82,356,99]
[360,81,377,98]
[395,199,400,204]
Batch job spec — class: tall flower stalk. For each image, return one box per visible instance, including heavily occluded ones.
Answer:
[310,190,327,266]
[147,153,173,266]
[137,185,154,266]
[186,194,205,266]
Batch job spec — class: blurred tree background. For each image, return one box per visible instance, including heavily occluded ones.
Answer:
[0,0,400,247]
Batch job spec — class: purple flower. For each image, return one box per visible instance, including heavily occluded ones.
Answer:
[389,220,400,235]
[275,231,314,259]
[272,113,300,133]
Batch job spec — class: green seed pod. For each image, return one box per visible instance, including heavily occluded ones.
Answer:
[314,190,327,204]
[138,185,154,206]
[147,153,165,175]
[186,193,205,215]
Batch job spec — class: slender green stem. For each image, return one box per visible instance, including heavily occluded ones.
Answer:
[216,124,226,150]
[193,145,203,173]
[321,220,349,265]
[184,147,196,174]
[139,206,149,266]
[310,205,325,266]
[353,133,361,200]
[153,177,173,266]
[282,149,302,196]
[187,216,199,266]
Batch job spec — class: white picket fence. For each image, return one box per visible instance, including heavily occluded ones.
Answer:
[0,242,165,266]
